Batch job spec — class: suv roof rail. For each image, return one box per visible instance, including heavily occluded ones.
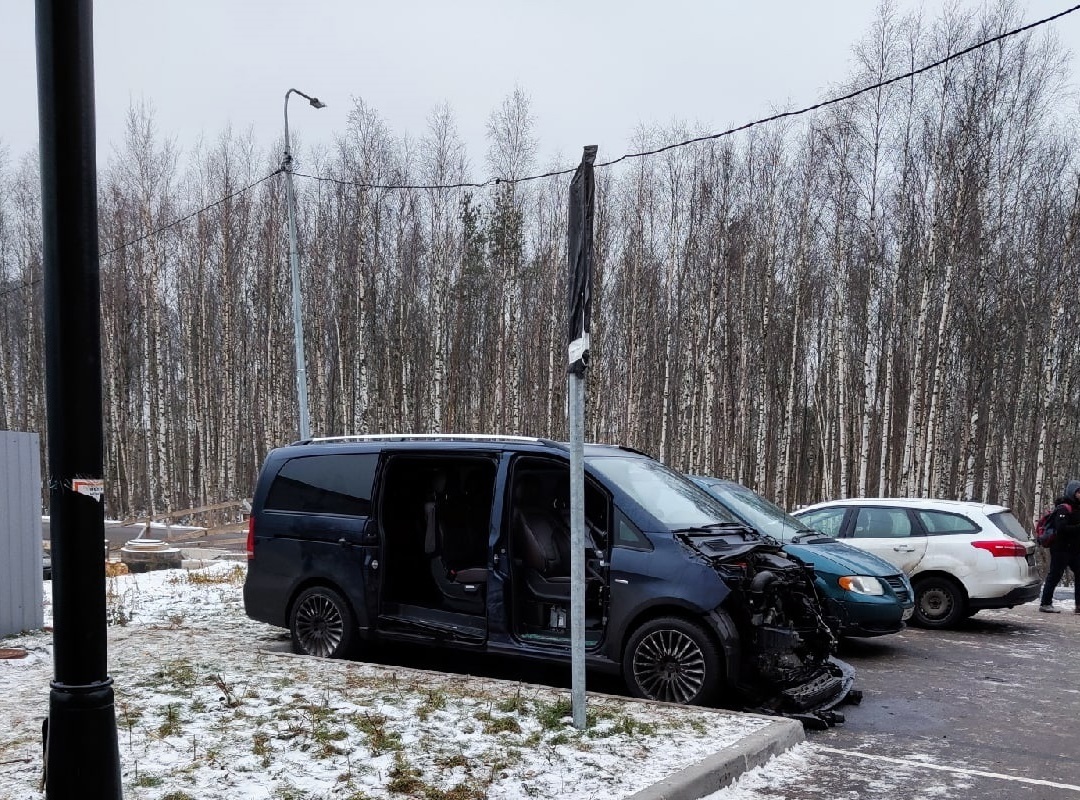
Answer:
[297,433,555,446]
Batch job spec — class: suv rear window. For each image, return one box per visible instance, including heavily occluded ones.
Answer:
[265,453,378,515]
[987,510,1029,542]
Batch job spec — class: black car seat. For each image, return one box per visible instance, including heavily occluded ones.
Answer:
[511,472,572,602]
[425,470,486,614]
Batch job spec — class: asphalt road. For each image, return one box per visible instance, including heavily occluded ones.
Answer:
[751,590,1080,799]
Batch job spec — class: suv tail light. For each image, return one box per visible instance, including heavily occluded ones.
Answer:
[246,516,255,561]
[971,540,1027,558]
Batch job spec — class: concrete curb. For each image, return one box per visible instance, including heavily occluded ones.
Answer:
[625,716,805,800]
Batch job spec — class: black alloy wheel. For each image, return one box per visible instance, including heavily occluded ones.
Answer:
[289,586,357,658]
[623,617,721,705]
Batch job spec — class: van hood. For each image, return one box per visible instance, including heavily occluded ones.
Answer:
[784,540,899,578]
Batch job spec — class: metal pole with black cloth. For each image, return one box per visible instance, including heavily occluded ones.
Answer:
[567,145,596,730]
[36,0,123,796]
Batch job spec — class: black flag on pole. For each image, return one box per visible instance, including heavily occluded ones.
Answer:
[567,145,597,375]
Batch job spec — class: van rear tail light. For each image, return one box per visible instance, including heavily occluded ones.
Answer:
[971,540,1027,558]
[246,516,255,561]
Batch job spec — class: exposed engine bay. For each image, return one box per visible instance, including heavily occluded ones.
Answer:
[678,528,861,726]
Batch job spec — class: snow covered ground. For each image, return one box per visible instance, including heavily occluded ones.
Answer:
[0,563,777,800]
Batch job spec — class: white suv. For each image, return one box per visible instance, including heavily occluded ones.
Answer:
[792,498,1041,628]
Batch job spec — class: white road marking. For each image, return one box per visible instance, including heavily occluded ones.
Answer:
[812,745,1080,792]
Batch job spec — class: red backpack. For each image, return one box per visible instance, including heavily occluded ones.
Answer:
[1035,503,1071,547]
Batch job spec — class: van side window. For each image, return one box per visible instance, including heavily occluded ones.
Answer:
[265,454,377,515]
[614,510,652,551]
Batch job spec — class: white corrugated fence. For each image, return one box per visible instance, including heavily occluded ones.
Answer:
[0,431,44,636]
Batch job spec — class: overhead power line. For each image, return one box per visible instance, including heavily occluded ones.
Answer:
[594,2,1080,168]
[100,169,282,257]
[296,2,1080,188]
[2,1,1077,278]
[0,169,281,301]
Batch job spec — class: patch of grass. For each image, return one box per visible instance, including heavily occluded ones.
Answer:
[104,589,132,626]
[386,754,425,795]
[417,688,448,720]
[618,715,657,736]
[252,731,272,764]
[157,703,183,738]
[495,688,530,714]
[311,723,349,759]
[161,793,196,800]
[534,698,573,731]
[344,671,374,692]
[434,753,470,769]
[155,659,198,688]
[116,702,142,733]
[350,711,402,755]
[171,564,246,585]
[427,784,487,800]
[270,784,313,800]
[481,715,522,735]
[132,774,164,788]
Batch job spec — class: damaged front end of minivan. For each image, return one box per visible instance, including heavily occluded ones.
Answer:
[678,528,861,727]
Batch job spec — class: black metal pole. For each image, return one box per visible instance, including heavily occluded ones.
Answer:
[36,0,123,797]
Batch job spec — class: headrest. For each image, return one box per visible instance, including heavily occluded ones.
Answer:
[514,473,545,506]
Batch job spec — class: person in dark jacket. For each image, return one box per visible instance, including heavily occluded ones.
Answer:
[1039,479,1080,613]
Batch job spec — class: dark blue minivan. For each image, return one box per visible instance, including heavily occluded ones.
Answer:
[244,435,858,718]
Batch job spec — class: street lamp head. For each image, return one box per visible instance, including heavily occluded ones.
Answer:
[309,97,326,109]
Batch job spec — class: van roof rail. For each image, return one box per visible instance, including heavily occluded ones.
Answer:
[297,433,554,446]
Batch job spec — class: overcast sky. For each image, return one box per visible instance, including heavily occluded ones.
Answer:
[3,1,1080,179]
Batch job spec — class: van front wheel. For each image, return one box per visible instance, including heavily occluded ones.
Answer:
[622,617,722,705]
[290,586,356,658]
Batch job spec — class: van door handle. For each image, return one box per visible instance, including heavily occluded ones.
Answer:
[338,538,354,548]
[892,545,915,552]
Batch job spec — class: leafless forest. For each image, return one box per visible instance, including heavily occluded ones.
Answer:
[1,3,1079,527]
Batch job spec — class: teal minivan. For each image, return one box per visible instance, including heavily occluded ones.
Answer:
[690,477,914,638]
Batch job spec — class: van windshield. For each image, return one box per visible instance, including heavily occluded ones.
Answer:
[587,456,738,528]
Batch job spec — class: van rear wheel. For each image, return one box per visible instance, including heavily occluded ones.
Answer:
[290,586,357,658]
[622,617,722,705]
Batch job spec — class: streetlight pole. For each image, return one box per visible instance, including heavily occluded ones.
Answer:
[36,1,122,795]
[283,88,325,442]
